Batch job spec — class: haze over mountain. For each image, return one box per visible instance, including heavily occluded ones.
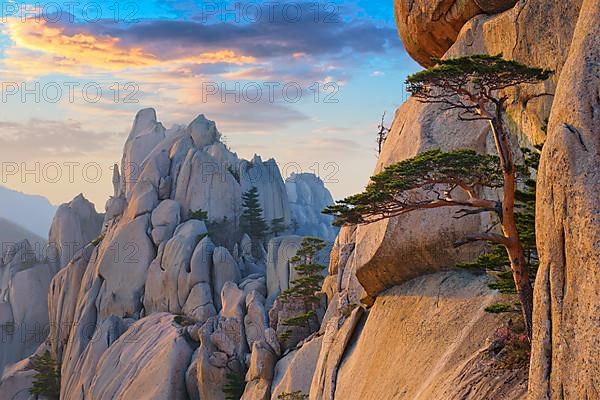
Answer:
[0,185,56,237]
[0,216,46,250]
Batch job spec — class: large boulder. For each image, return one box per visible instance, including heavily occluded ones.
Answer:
[94,215,156,321]
[212,247,242,311]
[241,340,277,400]
[351,98,491,299]
[188,114,220,148]
[529,1,600,398]
[394,0,518,67]
[175,148,242,222]
[144,220,216,319]
[150,199,181,246]
[64,313,196,400]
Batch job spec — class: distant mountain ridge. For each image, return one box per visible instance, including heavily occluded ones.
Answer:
[0,185,56,238]
[0,216,46,254]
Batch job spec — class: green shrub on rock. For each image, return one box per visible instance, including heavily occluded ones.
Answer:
[30,351,60,399]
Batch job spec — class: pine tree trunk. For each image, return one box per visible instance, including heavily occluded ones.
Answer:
[490,114,534,341]
[505,233,534,340]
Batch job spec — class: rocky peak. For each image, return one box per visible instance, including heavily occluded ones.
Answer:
[187,114,220,148]
[47,193,103,270]
[286,173,338,243]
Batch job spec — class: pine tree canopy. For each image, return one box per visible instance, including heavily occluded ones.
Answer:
[30,351,60,398]
[406,54,552,98]
[271,217,287,235]
[279,237,326,307]
[323,149,503,226]
[240,186,269,240]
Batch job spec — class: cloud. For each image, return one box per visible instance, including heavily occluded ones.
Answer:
[1,17,257,78]
[0,119,122,158]
[4,18,158,70]
[98,4,402,61]
[0,1,405,90]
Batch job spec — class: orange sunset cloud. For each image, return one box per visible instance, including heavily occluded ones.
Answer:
[2,18,256,76]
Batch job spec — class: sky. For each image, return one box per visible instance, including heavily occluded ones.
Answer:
[0,0,420,207]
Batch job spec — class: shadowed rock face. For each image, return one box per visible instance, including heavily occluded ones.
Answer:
[394,0,517,67]
[0,241,54,373]
[474,0,516,13]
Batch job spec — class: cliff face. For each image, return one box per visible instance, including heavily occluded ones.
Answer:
[278,2,596,400]
[530,1,600,397]
[356,0,584,301]
[335,272,528,400]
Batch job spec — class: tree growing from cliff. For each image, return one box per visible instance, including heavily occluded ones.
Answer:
[240,186,269,255]
[30,351,61,399]
[188,208,208,221]
[222,370,246,400]
[376,112,390,155]
[324,55,552,340]
[270,217,288,237]
[458,146,540,287]
[278,237,326,341]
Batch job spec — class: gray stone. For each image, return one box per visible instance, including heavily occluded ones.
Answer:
[213,248,241,311]
[285,173,338,242]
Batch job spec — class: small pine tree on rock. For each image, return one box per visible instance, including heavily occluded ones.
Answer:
[222,370,246,400]
[188,208,208,222]
[240,186,269,255]
[30,351,60,399]
[270,217,288,237]
[277,237,326,341]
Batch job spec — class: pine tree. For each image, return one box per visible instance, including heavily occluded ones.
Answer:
[30,351,60,399]
[188,208,208,221]
[458,146,541,294]
[278,237,326,339]
[222,370,246,400]
[325,55,552,340]
[270,217,288,236]
[240,186,268,255]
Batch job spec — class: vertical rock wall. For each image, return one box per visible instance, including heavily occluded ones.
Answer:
[529,0,600,397]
